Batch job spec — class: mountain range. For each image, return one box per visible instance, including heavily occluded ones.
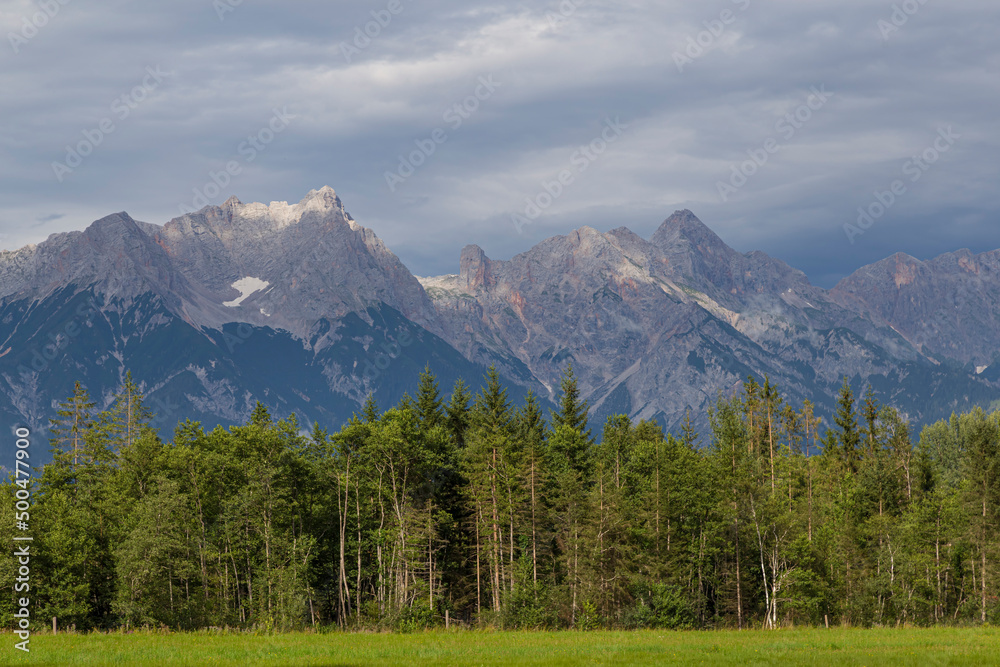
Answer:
[2,187,998,458]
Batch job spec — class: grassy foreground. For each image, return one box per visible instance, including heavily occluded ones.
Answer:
[2,627,998,666]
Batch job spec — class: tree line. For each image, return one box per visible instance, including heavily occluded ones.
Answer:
[2,367,998,632]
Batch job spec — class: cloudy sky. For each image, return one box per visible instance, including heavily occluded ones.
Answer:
[1,0,998,287]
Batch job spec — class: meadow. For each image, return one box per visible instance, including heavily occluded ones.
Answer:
[2,627,998,666]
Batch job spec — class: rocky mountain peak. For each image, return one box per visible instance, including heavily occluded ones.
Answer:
[82,212,143,243]
[163,186,350,242]
[650,209,730,255]
[459,244,490,290]
[301,185,340,205]
[645,209,742,294]
[832,252,919,292]
[829,246,1000,366]
[221,196,243,215]
[291,185,345,215]
[573,225,602,239]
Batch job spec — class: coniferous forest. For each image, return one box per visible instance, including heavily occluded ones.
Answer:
[2,366,999,633]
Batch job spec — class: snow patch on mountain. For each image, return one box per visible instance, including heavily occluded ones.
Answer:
[223,277,270,307]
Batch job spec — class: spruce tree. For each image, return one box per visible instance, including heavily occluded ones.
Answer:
[680,407,699,449]
[551,364,591,442]
[473,367,512,432]
[250,401,272,428]
[861,386,881,457]
[962,408,1000,622]
[49,381,95,469]
[742,377,762,454]
[109,371,155,450]
[515,391,548,586]
[361,393,379,424]
[416,365,444,430]
[446,379,472,448]
[762,376,781,491]
[834,378,861,473]
[396,392,416,413]
[464,367,515,613]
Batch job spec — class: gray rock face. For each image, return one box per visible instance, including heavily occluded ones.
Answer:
[0,212,180,303]
[151,186,439,340]
[831,249,1000,368]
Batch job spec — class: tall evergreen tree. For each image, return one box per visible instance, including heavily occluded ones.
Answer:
[861,387,881,458]
[416,365,444,430]
[446,379,472,449]
[49,381,95,469]
[463,367,517,613]
[551,365,591,442]
[962,408,1000,622]
[762,376,781,491]
[514,391,548,586]
[834,378,861,473]
[361,393,380,424]
[680,407,699,449]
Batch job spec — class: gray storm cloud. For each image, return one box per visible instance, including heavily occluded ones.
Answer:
[1,0,997,286]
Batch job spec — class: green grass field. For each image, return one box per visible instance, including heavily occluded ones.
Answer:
[2,627,997,666]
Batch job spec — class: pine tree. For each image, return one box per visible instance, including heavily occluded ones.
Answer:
[762,376,781,491]
[110,372,155,451]
[396,392,416,413]
[962,408,1000,622]
[49,381,95,469]
[834,378,861,473]
[515,391,547,586]
[551,365,591,442]
[446,379,472,449]
[801,399,821,457]
[681,407,699,449]
[862,386,881,458]
[34,384,102,627]
[361,394,379,424]
[473,367,512,433]
[465,366,516,612]
[708,393,751,630]
[591,415,638,617]
[742,377,762,454]
[251,401,272,428]
[416,365,444,430]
